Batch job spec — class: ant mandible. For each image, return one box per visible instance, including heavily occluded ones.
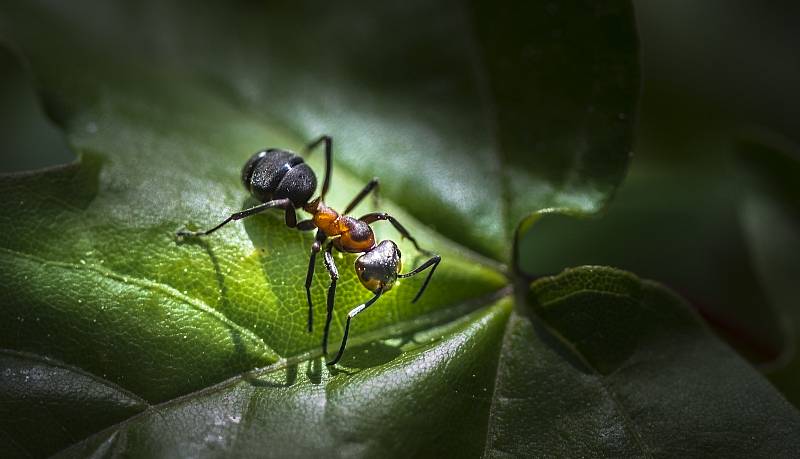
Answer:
[177,135,441,365]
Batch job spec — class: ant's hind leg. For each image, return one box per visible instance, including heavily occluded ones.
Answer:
[177,198,294,238]
[327,288,384,366]
[321,242,339,356]
[305,230,327,332]
[303,135,333,201]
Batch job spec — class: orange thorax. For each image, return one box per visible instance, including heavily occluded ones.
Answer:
[312,203,375,253]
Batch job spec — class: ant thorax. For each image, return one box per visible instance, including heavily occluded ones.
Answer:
[311,202,376,253]
[309,201,339,235]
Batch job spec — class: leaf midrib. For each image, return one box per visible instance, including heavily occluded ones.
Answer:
[0,348,150,408]
[0,246,278,359]
[521,284,655,458]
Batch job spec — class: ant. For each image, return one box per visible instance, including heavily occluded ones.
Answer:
[177,135,440,365]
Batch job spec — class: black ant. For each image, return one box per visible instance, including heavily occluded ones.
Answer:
[177,136,440,365]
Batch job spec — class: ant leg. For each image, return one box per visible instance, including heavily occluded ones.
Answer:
[304,230,327,332]
[177,198,294,237]
[327,288,384,366]
[398,255,441,303]
[284,206,298,228]
[297,219,316,231]
[303,135,333,201]
[321,242,339,356]
[344,177,380,215]
[358,212,431,255]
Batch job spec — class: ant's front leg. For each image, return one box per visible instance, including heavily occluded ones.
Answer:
[398,255,441,303]
[321,241,339,356]
[358,212,432,255]
[304,229,327,332]
[177,198,295,238]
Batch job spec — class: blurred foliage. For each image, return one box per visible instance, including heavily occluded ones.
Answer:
[520,0,800,404]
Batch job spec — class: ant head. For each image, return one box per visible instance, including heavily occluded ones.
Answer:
[355,240,402,293]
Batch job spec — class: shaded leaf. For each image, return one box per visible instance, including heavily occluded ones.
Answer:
[0,350,147,458]
[0,46,72,172]
[738,141,800,406]
[517,157,784,363]
[517,137,800,406]
[485,267,800,457]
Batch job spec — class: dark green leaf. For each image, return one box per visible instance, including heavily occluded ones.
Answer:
[0,46,72,172]
[0,350,147,458]
[518,139,800,406]
[517,157,785,363]
[737,141,800,406]
[486,267,800,457]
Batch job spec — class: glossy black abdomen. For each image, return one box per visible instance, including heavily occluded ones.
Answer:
[241,149,317,207]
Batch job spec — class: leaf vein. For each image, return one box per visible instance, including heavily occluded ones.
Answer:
[0,348,150,407]
[533,315,654,458]
[0,246,278,360]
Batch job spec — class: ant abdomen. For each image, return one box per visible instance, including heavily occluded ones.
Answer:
[241,149,317,207]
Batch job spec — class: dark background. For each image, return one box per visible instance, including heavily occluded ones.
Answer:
[3,1,799,171]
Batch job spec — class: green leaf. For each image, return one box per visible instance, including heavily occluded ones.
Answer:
[486,267,800,457]
[0,94,506,402]
[0,76,505,454]
[3,1,798,457]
